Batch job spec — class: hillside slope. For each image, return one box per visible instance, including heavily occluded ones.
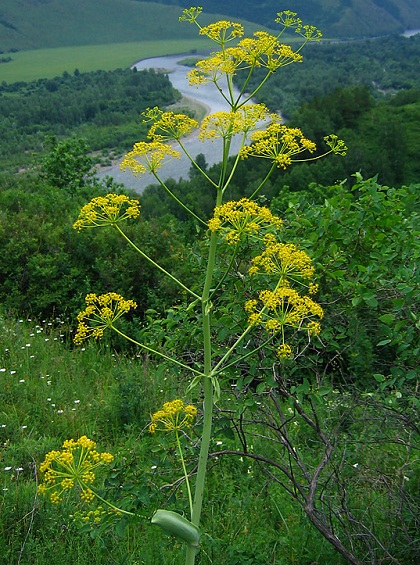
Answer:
[134,0,420,37]
[0,0,262,52]
[0,1,196,51]
[2,0,420,54]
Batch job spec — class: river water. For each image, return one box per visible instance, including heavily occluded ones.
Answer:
[402,29,420,37]
[96,54,247,193]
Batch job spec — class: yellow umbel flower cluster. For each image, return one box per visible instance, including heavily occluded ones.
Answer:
[120,141,181,176]
[199,20,244,43]
[249,235,316,284]
[199,104,269,141]
[208,198,283,245]
[275,10,323,41]
[38,436,114,505]
[180,5,322,91]
[73,193,140,231]
[245,287,323,358]
[240,123,316,169]
[237,227,323,359]
[71,505,118,526]
[144,107,199,141]
[187,32,304,87]
[74,292,137,345]
[149,399,197,434]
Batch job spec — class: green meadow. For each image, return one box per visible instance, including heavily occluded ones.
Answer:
[0,39,213,84]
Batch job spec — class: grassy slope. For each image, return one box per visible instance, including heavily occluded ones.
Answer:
[0,40,212,83]
[0,0,266,83]
[2,0,420,54]
[0,0,202,50]
[100,0,420,36]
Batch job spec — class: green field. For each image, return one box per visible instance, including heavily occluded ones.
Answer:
[0,0,266,84]
[0,39,214,83]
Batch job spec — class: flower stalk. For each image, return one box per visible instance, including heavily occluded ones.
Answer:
[58,7,346,565]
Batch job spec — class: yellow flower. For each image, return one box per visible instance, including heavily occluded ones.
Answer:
[307,282,318,295]
[240,123,316,169]
[275,11,322,41]
[277,343,293,359]
[74,293,137,345]
[199,104,269,141]
[208,198,283,244]
[179,6,203,25]
[38,436,114,506]
[149,399,197,434]
[75,506,111,524]
[249,241,315,285]
[198,20,244,44]
[73,193,140,231]
[120,141,181,176]
[324,134,348,156]
[245,286,323,353]
[236,32,303,71]
[307,321,322,336]
[187,32,303,87]
[144,108,199,141]
[275,10,303,32]
[187,53,237,86]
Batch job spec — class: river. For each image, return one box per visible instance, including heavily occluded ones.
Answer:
[402,29,420,37]
[96,54,247,193]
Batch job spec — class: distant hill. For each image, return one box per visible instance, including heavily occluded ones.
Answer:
[135,0,420,38]
[0,0,263,53]
[0,1,193,51]
[1,0,420,54]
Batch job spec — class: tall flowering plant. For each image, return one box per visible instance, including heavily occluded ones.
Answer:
[40,7,346,565]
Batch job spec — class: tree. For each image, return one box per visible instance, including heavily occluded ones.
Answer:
[189,152,208,179]
[41,136,94,194]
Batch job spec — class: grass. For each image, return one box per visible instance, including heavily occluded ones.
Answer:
[0,0,267,84]
[0,1,213,51]
[0,313,350,564]
[0,39,213,84]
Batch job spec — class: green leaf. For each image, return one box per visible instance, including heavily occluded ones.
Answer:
[379,314,395,325]
[376,339,391,346]
[363,295,378,307]
[373,373,385,382]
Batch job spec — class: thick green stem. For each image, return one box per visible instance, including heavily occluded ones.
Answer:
[185,374,213,565]
[185,216,221,565]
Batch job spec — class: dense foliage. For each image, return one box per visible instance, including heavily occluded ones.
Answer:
[0,67,180,170]
[140,175,419,400]
[0,169,189,324]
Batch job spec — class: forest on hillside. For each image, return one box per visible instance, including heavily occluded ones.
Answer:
[1,34,419,186]
[0,67,181,170]
[136,0,420,36]
[1,0,420,56]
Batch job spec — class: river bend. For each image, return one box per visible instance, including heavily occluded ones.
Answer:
[96,54,247,193]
